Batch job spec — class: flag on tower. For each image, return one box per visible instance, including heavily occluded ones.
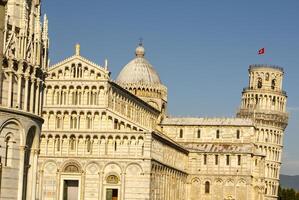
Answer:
[258,48,265,55]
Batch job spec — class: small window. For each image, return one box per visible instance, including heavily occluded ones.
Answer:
[265,73,269,81]
[215,155,219,165]
[179,129,183,138]
[236,130,240,139]
[197,129,201,138]
[237,155,241,165]
[255,159,258,166]
[257,78,262,89]
[205,181,210,194]
[216,130,220,139]
[204,154,207,165]
[226,155,230,165]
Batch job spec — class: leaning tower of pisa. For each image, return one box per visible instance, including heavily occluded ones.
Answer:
[237,65,288,200]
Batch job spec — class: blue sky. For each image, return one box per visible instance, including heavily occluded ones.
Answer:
[42,1,299,175]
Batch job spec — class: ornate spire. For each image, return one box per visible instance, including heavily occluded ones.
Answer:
[104,58,108,70]
[135,39,145,58]
[75,43,80,56]
[42,14,48,40]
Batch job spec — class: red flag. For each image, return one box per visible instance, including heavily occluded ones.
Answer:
[258,48,265,55]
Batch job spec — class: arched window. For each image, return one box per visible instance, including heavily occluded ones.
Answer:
[226,155,230,165]
[55,136,60,151]
[257,78,262,89]
[272,97,276,105]
[90,92,94,105]
[86,136,91,153]
[56,91,60,104]
[71,115,77,129]
[205,181,210,194]
[64,91,67,105]
[78,91,82,105]
[4,136,13,167]
[271,79,276,90]
[87,115,92,129]
[78,64,82,78]
[114,119,119,130]
[216,130,220,139]
[71,64,76,78]
[236,130,240,139]
[92,91,97,105]
[56,116,62,129]
[197,129,201,138]
[265,73,269,81]
[70,135,76,150]
[255,94,259,105]
[179,129,183,138]
[238,155,241,165]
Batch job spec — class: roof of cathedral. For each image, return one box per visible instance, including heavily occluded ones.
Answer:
[186,143,255,154]
[161,117,253,126]
[116,44,162,85]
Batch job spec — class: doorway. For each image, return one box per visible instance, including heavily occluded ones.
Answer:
[63,180,79,200]
[106,188,118,200]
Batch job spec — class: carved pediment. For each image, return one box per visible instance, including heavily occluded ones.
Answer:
[48,55,109,81]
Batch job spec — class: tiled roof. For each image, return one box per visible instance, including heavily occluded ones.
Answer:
[162,117,253,126]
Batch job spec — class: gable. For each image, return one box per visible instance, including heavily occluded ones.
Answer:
[47,55,110,81]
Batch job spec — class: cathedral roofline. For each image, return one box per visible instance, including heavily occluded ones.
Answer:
[185,143,255,154]
[109,81,161,114]
[152,131,189,155]
[161,117,254,126]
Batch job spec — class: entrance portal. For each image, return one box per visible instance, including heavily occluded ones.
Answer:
[63,180,79,200]
[106,188,118,200]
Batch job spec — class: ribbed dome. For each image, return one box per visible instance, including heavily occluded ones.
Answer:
[116,45,161,85]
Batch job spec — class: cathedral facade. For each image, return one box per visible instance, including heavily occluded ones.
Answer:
[0,1,288,200]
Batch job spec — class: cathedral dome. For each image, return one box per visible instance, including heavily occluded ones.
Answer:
[116,44,162,85]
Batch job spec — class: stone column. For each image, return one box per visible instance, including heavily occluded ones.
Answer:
[80,172,85,199]
[121,172,126,200]
[17,73,22,109]
[99,172,104,199]
[30,149,39,200]
[56,170,60,200]
[35,79,41,115]
[38,169,44,200]
[17,146,26,200]
[39,83,44,114]
[24,75,30,111]
[0,0,6,76]
[30,78,36,112]
[7,70,13,107]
